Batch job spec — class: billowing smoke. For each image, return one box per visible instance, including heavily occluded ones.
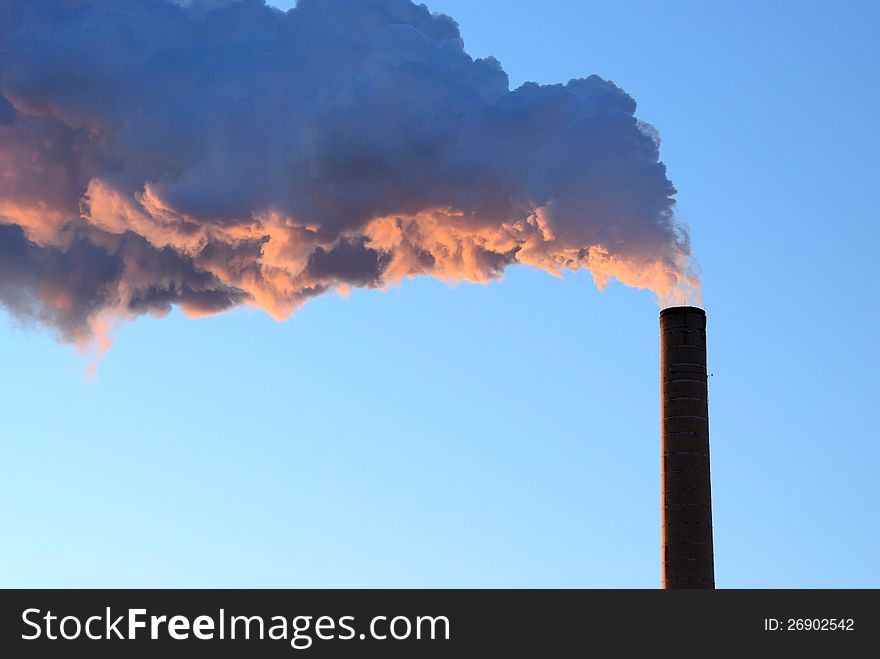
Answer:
[0,0,698,348]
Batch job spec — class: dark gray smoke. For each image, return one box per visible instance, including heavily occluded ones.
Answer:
[0,0,697,346]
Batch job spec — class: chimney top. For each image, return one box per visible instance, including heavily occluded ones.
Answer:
[660,305,705,317]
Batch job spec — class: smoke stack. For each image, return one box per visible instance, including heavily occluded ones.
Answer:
[660,306,715,588]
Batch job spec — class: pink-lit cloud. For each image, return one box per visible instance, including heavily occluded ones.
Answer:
[0,0,698,347]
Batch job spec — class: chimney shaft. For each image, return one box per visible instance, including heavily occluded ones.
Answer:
[660,306,715,588]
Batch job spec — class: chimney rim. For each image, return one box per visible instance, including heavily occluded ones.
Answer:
[660,305,705,318]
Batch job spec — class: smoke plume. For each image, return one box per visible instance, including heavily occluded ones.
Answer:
[0,0,698,347]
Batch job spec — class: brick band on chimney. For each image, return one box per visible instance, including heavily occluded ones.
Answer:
[660,306,715,589]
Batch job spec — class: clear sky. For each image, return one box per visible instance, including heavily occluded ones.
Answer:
[1,0,878,588]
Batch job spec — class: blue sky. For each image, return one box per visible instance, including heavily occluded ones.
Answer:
[1,0,878,587]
